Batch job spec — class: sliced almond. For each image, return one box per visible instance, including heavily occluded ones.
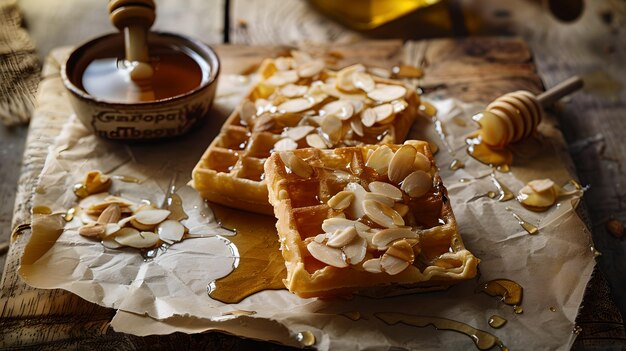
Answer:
[374,104,393,123]
[368,181,403,201]
[517,185,556,210]
[306,241,348,268]
[528,179,555,193]
[130,217,156,231]
[278,97,314,113]
[372,227,417,248]
[364,192,395,208]
[365,146,393,176]
[280,84,308,98]
[401,171,432,198]
[274,138,298,151]
[336,64,365,93]
[252,113,275,132]
[388,145,417,184]
[79,223,105,238]
[361,108,377,127]
[343,182,369,219]
[313,233,328,243]
[413,152,431,172]
[239,100,257,125]
[306,133,329,149]
[363,200,404,228]
[385,239,416,263]
[320,114,343,145]
[391,100,408,113]
[102,237,124,249]
[279,152,314,178]
[342,236,367,264]
[134,209,171,226]
[274,57,294,71]
[266,70,299,86]
[352,71,375,92]
[84,171,112,195]
[296,59,324,78]
[321,100,354,120]
[362,258,383,273]
[97,204,121,224]
[367,85,407,103]
[117,216,134,227]
[350,116,365,137]
[286,125,315,141]
[348,99,365,114]
[157,219,185,243]
[104,223,121,237]
[322,217,370,234]
[115,229,160,249]
[393,203,409,217]
[327,191,355,210]
[380,254,410,275]
[327,226,358,248]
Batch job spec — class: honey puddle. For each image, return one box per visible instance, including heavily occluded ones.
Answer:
[488,315,507,329]
[505,207,539,235]
[375,312,508,350]
[207,203,287,304]
[296,330,316,347]
[466,133,512,172]
[477,279,524,314]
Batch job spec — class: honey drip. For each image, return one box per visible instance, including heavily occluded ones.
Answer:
[112,175,143,183]
[549,307,557,312]
[466,133,512,171]
[505,207,539,235]
[32,206,52,215]
[449,159,465,171]
[490,174,515,202]
[375,312,508,351]
[296,331,316,347]
[64,207,78,222]
[477,278,523,307]
[207,204,287,304]
[488,315,507,329]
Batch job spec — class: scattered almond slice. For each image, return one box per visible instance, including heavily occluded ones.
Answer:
[306,133,329,149]
[368,181,403,201]
[374,104,393,123]
[133,209,171,226]
[279,152,314,178]
[365,146,393,175]
[321,100,354,120]
[313,233,328,243]
[413,152,431,172]
[372,227,417,248]
[280,84,308,98]
[380,254,410,275]
[307,241,348,268]
[97,204,121,224]
[278,97,314,113]
[362,258,383,273]
[274,57,294,71]
[115,229,160,249]
[528,179,555,193]
[391,100,408,113]
[327,191,355,210]
[240,100,257,125]
[157,219,185,243]
[361,108,377,127]
[79,223,105,238]
[367,85,407,103]
[401,170,432,198]
[350,117,365,137]
[352,71,375,92]
[386,239,416,263]
[104,223,121,237]
[286,125,315,141]
[393,203,409,217]
[363,199,404,228]
[266,70,299,86]
[296,59,325,78]
[336,64,365,93]
[274,138,298,151]
[364,192,395,208]
[102,237,124,249]
[82,170,112,196]
[388,145,417,184]
[130,217,157,231]
[517,184,556,211]
[327,226,358,248]
[320,114,343,144]
[342,236,367,264]
[344,182,369,219]
[322,217,370,234]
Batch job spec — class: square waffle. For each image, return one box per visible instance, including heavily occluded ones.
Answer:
[192,54,421,214]
[264,141,479,297]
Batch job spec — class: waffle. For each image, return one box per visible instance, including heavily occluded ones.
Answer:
[192,54,421,214]
[264,141,479,298]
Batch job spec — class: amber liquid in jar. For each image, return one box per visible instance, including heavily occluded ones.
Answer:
[81,47,204,103]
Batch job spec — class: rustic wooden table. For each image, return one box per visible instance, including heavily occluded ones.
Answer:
[1,0,625,349]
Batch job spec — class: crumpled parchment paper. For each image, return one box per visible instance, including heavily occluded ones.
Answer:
[19,72,595,350]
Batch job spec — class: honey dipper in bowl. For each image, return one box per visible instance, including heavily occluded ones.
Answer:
[468,76,583,168]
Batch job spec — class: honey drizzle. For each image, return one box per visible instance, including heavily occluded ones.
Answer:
[112,175,143,183]
[505,207,539,235]
[466,133,512,171]
[490,174,515,202]
[375,312,508,351]
[207,204,287,304]
[425,101,467,173]
[476,279,523,310]
[488,315,507,329]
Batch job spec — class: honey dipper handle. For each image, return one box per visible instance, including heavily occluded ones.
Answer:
[537,76,584,107]
[108,0,156,63]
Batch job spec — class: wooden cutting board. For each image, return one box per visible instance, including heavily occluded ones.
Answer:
[1,38,623,350]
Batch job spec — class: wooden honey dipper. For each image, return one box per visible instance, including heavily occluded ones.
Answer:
[474,76,584,147]
[108,0,156,101]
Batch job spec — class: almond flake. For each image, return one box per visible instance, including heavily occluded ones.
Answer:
[528,179,555,193]
[313,233,328,243]
[364,192,395,208]
[365,146,393,176]
[327,191,355,210]
[336,64,365,93]
[362,258,383,273]
[343,183,369,219]
[401,170,432,198]
[388,145,418,184]
[115,229,160,248]
[322,217,370,234]
[83,170,112,195]
[348,99,365,114]
[352,71,375,92]
[320,114,343,144]
[350,117,365,137]
[274,138,298,151]
[368,181,403,201]
[102,237,124,249]
[413,152,431,172]
[361,108,377,127]
[157,219,185,243]
[97,204,121,224]
[134,209,171,226]
[380,254,410,275]
[374,104,393,122]
[79,223,105,238]
[367,85,407,103]
[391,100,408,113]
[372,228,417,248]
[327,226,358,248]
[240,100,257,125]
[280,84,308,98]
[279,152,314,178]
[385,239,415,263]
[266,70,299,86]
[278,98,314,113]
[307,241,348,268]
[297,59,325,78]
[306,133,329,149]
[393,203,409,217]
[517,185,556,209]
[104,223,121,237]
[321,100,354,120]
[274,57,294,71]
[342,236,367,264]
[363,199,404,228]
[285,125,315,141]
